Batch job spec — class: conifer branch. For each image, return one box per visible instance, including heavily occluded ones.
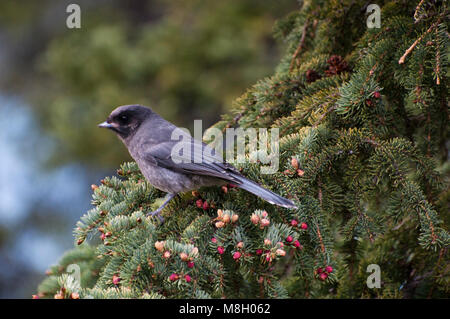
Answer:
[399,20,440,64]
[289,19,309,71]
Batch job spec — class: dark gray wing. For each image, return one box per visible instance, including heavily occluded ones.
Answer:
[139,128,298,209]
[142,137,242,184]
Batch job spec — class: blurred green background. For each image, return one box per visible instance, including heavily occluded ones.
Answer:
[0,0,297,298]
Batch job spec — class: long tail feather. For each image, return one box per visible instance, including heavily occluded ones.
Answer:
[232,175,297,209]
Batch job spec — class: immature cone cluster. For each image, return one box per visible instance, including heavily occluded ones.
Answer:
[250,211,270,229]
[265,246,287,263]
[284,158,305,177]
[317,265,333,281]
[195,197,213,210]
[155,240,198,267]
[169,273,192,283]
[215,209,238,228]
[285,235,302,249]
[233,241,246,261]
[195,199,211,210]
[154,241,165,252]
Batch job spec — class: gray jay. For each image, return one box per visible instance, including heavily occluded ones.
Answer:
[98,105,297,222]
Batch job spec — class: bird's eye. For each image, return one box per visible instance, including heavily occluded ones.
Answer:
[117,114,129,124]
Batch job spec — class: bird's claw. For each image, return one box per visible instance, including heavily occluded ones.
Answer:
[145,193,175,224]
[146,210,165,224]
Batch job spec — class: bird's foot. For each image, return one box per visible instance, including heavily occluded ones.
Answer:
[146,209,165,224]
[145,193,176,225]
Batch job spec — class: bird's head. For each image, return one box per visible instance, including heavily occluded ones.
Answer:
[98,104,153,139]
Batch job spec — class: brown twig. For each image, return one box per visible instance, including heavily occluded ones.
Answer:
[435,29,441,85]
[413,0,426,23]
[399,20,440,64]
[289,19,309,72]
[316,225,326,254]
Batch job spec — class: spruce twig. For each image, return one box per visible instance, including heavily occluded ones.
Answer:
[398,20,440,64]
[289,19,309,71]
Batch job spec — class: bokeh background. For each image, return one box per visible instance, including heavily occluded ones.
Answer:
[0,0,297,298]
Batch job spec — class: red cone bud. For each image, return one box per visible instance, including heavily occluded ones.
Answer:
[319,272,328,281]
